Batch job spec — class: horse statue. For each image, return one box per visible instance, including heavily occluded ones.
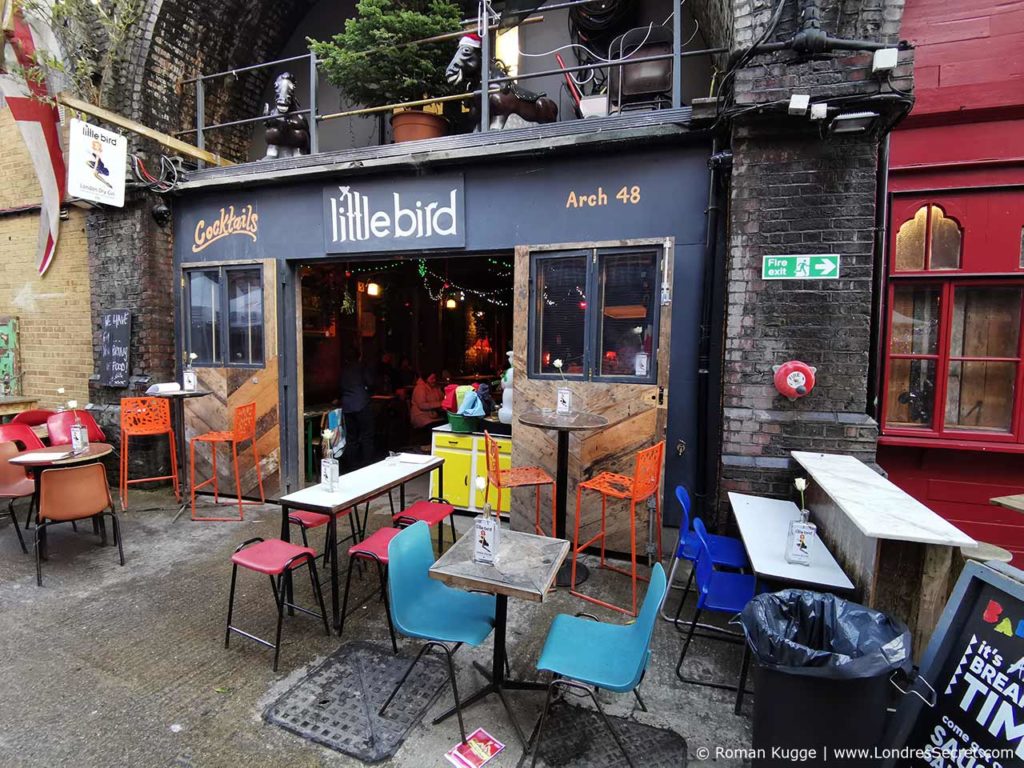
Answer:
[262,72,310,159]
[445,33,557,131]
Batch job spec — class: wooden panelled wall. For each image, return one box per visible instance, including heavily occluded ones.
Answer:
[511,241,673,554]
[185,260,281,498]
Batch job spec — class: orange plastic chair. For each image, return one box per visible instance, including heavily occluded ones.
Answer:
[483,431,556,537]
[0,441,31,553]
[190,402,265,522]
[120,397,180,511]
[570,440,665,617]
[34,462,124,586]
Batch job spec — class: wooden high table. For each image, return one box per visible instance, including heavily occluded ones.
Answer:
[429,527,569,746]
[517,407,608,587]
[990,494,1024,514]
[157,389,212,522]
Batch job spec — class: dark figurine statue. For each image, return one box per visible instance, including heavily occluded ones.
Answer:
[445,33,557,131]
[262,72,310,159]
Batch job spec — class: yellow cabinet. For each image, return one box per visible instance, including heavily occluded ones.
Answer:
[430,426,512,515]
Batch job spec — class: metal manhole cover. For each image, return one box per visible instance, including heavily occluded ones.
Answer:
[265,640,448,762]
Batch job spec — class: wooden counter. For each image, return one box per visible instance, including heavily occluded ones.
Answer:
[792,451,975,658]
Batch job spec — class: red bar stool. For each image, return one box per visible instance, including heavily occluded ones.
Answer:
[287,507,361,568]
[393,498,456,556]
[120,397,180,511]
[190,402,265,522]
[339,526,402,653]
[225,537,330,671]
[571,440,665,617]
[483,430,555,536]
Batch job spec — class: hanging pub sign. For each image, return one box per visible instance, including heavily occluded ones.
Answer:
[67,119,127,207]
[885,561,1024,767]
[322,173,465,254]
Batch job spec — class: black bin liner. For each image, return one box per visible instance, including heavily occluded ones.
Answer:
[738,590,912,766]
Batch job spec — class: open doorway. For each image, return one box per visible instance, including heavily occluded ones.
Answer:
[298,254,513,472]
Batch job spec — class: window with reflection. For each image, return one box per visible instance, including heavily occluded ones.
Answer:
[531,254,587,377]
[529,248,661,382]
[185,266,264,367]
[894,205,962,272]
[885,285,939,428]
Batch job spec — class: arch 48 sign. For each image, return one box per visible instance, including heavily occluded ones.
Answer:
[762,254,840,280]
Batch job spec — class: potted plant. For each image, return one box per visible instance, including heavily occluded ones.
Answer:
[310,0,463,143]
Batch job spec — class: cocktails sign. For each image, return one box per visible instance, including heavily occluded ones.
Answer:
[323,174,465,254]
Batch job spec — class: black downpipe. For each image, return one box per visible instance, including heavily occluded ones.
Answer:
[867,135,891,421]
[695,144,727,522]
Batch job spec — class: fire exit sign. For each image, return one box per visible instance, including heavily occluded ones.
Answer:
[762,254,840,280]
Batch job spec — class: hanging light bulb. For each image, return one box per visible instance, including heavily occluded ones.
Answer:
[446,298,458,309]
[366,281,381,297]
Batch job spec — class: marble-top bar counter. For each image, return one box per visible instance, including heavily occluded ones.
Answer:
[790,450,974,659]
[792,451,975,547]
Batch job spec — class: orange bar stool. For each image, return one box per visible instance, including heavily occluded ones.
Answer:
[120,397,180,511]
[339,525,402,653]
[483,431,555,537]
[190,402,265,522]
[225,537,329,671]
[570,440,665,617]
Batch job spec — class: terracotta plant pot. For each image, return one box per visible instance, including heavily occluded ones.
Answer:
[391,110,448,143]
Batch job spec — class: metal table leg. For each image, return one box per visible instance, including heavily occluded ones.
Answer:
[555,429,588,588]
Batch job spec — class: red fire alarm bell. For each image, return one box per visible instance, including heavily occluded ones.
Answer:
[773,361,816,401]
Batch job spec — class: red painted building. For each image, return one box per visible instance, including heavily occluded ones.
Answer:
[878,0,1024,559]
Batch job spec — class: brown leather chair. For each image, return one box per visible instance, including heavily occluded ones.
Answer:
[0,441,30,553]
[34,463,124,586]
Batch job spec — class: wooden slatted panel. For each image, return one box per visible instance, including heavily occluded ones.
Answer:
[511,243,672,554]
[185,260,281,498]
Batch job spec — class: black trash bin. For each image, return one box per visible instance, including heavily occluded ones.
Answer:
[739,590,911,767]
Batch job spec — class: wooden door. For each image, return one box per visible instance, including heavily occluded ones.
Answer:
[185,259,281,498]
[511,241,673,555]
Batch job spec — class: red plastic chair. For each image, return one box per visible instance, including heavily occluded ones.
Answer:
[46,410,105,447]
[571,440,665,617]
[120,397,180,511]
[0,441,30,553]
[0,423,45,451]
[10,409,55,427]
[190,402,265,521]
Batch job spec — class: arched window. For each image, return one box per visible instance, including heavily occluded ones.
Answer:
[894,205,962,272]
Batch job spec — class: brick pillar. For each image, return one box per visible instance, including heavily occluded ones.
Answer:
[717,132,881,508]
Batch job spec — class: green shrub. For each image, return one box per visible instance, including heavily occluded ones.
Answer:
[310,0,464,109]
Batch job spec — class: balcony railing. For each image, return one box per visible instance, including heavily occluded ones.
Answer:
[176,0,726,166]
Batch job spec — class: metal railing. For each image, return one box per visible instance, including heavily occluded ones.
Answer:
[177,0,726,166]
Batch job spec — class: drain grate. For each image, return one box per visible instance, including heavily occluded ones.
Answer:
[531,700,687,768]
[265,640,448,762]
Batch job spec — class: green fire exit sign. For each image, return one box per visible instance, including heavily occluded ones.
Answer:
[762,254,840,280]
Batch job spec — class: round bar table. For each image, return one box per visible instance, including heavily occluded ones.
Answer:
[156,390,211,521]
[518,407,608,587]
[10,443,114,555]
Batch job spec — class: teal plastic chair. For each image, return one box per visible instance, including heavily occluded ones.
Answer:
[526,563,668,768]
[378,521,496,744]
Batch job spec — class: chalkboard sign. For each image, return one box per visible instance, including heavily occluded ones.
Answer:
[887,561,1024,767]
[99,309,131,387]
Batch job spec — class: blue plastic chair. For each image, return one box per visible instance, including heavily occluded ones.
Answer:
[661,486,749,625]
[675,518,756,713]
[378,522,496,744]
[526,563,668,768]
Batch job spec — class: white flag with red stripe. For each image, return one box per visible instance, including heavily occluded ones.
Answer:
[1,2,67,276]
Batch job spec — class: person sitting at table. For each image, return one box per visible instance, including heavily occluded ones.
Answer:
[410,371,446,430]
